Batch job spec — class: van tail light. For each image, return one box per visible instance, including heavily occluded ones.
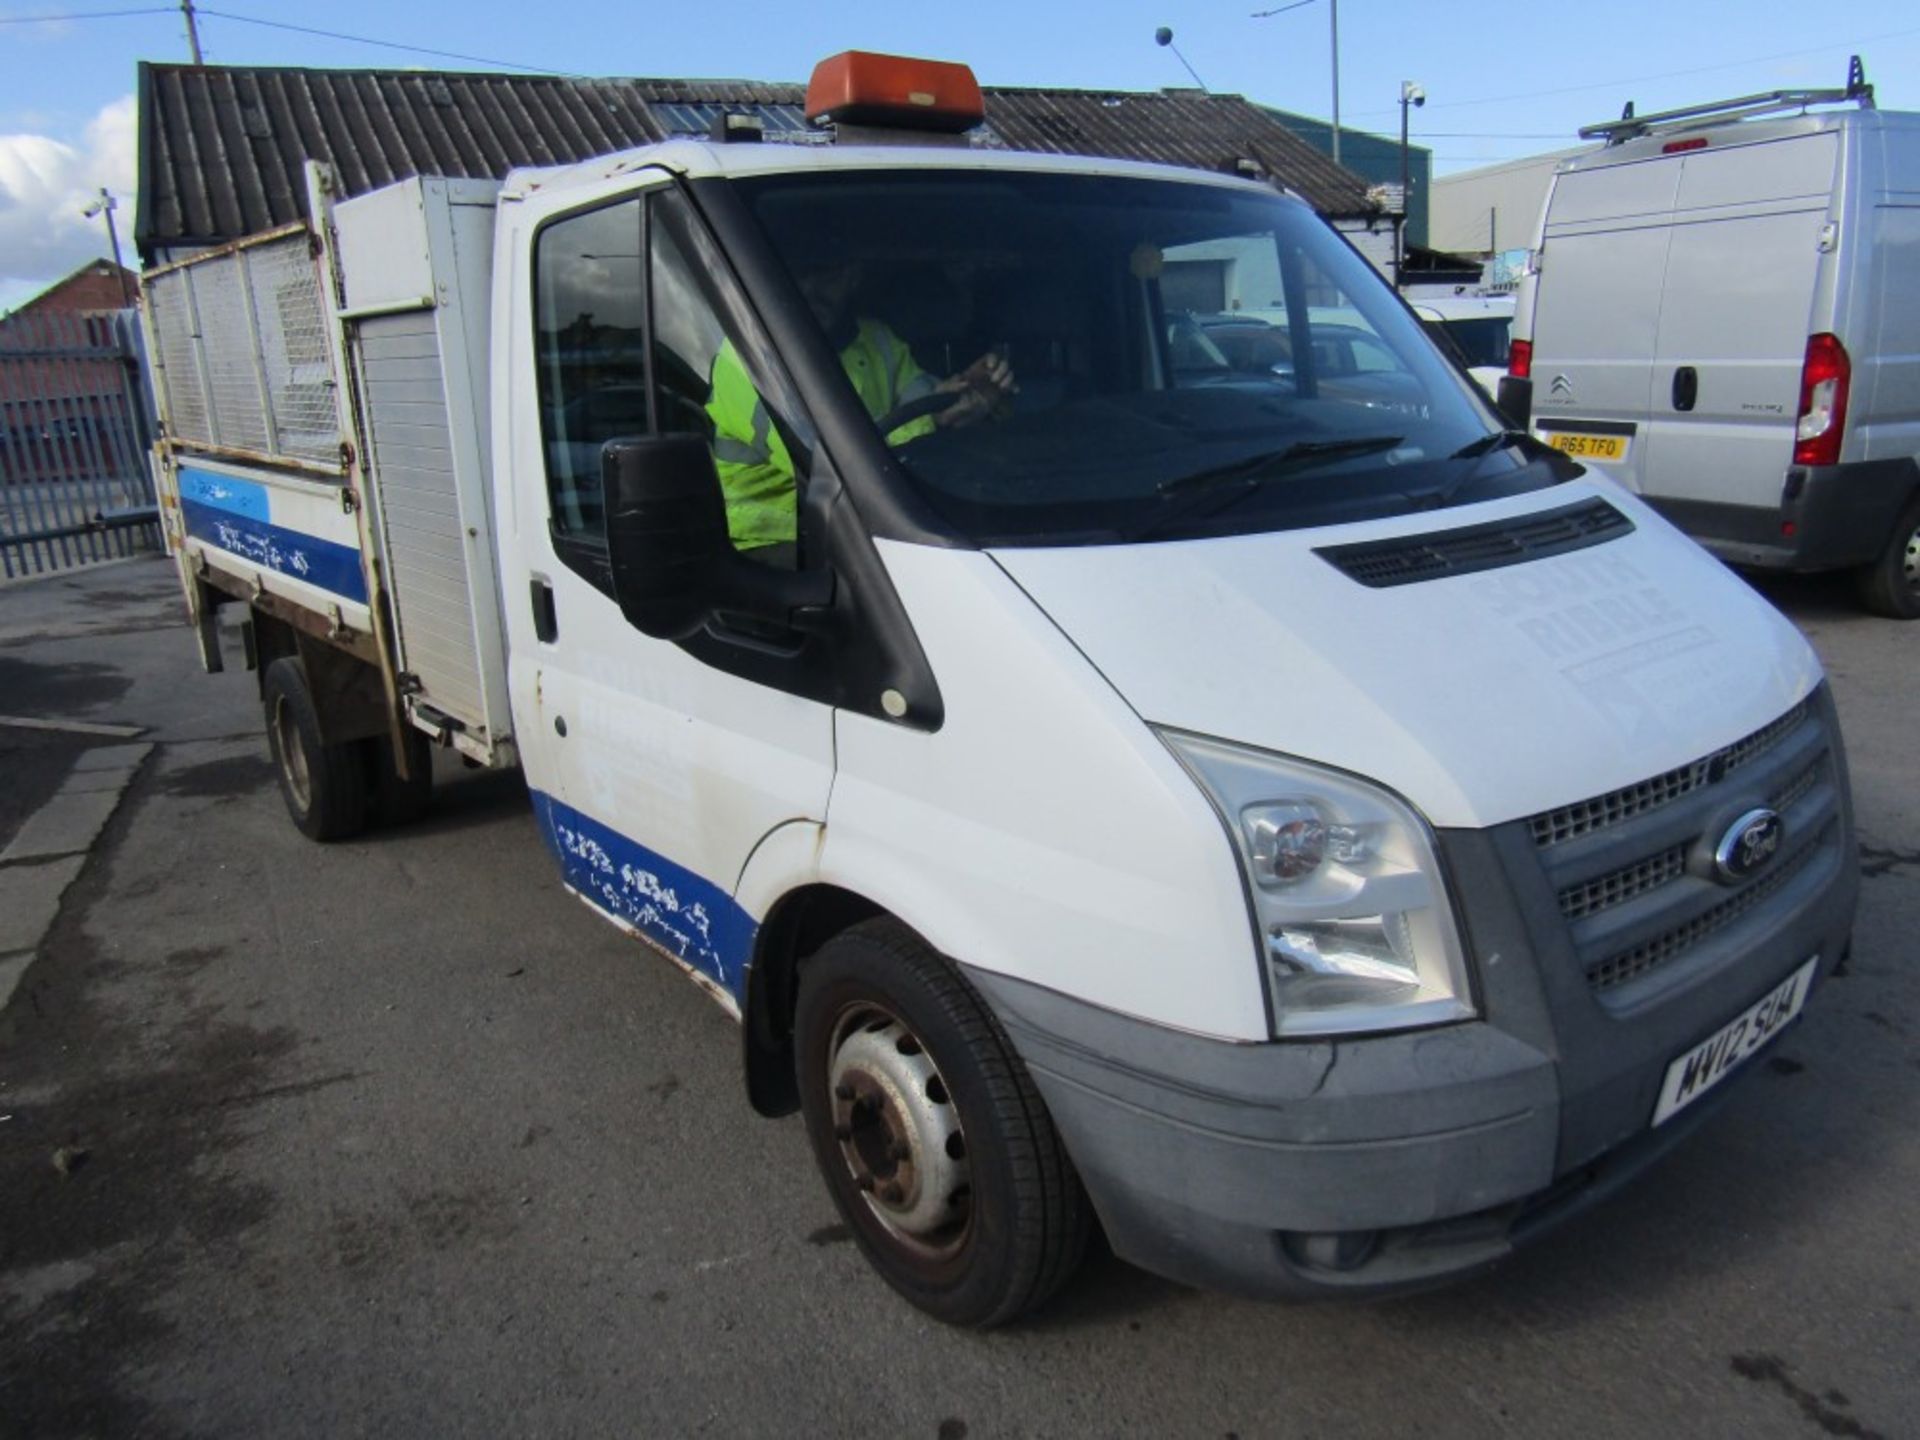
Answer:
[1508,338,1533,379]
[1793,333,1850,466]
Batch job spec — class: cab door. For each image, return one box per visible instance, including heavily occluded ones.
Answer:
[500,177,833,1010]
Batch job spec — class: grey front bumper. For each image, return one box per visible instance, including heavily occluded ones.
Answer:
[965,967,1565,1296]
[969,948,1843,1300]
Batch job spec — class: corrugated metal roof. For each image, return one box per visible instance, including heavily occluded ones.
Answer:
[982,88,1372,215]
[136,63,1379,257]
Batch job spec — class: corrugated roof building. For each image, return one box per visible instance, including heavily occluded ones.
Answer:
[135,63,1388,264]
[977,87,1371,213]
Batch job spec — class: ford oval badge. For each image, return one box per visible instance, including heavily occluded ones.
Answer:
[1715,808,1784,883]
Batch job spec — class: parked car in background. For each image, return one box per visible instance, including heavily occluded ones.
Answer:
[1186,309,1436,414]
[1504,61,1920,616]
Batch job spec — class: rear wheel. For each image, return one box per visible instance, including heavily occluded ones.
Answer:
[263,657,368,841]
[1853,495,1920,619]
[795,919,1090,1327]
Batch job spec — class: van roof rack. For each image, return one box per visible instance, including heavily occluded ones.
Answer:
[1579,54,1874,145]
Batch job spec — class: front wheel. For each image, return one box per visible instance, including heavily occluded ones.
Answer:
[795,919,1090,1327]
[1852,495,1920,619]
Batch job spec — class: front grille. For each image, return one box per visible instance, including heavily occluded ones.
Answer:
[1560,845,1687,922]
[1771,758,1822,813]
[1553,754,1832,925]
[1530,699,1810,848]
[1522,693,1842,1000]
[1585,822,1835,993]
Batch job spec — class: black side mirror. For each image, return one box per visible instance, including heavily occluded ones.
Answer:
[602,435,832,640]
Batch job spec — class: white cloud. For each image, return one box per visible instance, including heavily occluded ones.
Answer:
[0,95,138,309]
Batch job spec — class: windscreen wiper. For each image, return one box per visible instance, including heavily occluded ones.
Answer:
[1124,435,1407,544]
[1155,435,1407,496]
[1446,428,1531,461]
[1421,428,1569,510]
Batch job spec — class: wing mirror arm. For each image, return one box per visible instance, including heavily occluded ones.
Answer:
[602,435,834,641]
[713,555,836,630]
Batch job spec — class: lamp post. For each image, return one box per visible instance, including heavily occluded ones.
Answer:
[1252,0,1339,167]
[1397,81,1425,290]
[1152,27,1210,92]
[81,187,132,306]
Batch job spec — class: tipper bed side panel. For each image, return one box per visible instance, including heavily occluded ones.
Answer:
[335,176,511,760]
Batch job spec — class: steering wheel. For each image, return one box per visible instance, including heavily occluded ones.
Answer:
[874,388,968,439]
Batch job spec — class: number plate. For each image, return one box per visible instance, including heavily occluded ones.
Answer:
[1544,431,1630,462]
[1652,957,1817,1126]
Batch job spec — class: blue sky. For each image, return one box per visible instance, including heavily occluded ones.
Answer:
[3,0,1918,310]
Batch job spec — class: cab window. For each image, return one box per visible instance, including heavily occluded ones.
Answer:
[533,189,801,582]
[533,196,646,549]
[647,200,726,441]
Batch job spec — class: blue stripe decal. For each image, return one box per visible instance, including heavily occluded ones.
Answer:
[531,791,757,1003]
[177,465,271,522]
[180,498,369,604]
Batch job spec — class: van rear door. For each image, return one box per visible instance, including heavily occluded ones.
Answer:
[1528,157,1682,489]
[1641,132,1839,532]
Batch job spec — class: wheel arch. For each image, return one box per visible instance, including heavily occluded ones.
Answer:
[246,603,390,746]
[247,606,300,697]
[741,883,889,1117]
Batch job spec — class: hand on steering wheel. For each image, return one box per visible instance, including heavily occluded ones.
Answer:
[940,350,1016,427]
[876,351,1018,439]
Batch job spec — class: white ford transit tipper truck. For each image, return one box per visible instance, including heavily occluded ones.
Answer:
[1503,61,1920,617]
[143,52,1857,1326]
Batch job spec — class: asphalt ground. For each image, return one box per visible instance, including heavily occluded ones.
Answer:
[0,555,1914,1439]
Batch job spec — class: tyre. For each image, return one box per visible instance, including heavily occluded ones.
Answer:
[795,919,1090,1327]
[365,725,432,828]
[1852,495,1920,619]
[263,656,369,841]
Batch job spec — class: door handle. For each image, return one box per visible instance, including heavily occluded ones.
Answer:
[530,577,558,642]
[1672,366,1698,412]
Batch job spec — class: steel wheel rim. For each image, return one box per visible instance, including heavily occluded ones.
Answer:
[826,1003,972,1264]
[272,695,311,811]
[1903,523,1920,590]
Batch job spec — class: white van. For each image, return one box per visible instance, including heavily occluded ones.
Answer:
[1410,293,1515,401]
[1503,64,1920,615]
[144,53,1858,1326]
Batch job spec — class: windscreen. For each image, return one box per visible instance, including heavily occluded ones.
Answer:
[737,170,1551,546]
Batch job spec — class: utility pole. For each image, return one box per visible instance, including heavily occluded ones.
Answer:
[1329,0,1340,167]
[181,0,203,64]
[1251,1,1340,166]
[1398,82,1425,290]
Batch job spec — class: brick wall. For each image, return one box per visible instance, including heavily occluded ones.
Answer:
[8,262,139,320]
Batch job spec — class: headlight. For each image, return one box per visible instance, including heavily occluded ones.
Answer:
[1159,730,1475,1038]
